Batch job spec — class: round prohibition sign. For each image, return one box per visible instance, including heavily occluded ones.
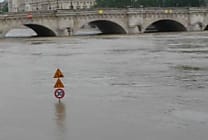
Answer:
[54,88,65,99]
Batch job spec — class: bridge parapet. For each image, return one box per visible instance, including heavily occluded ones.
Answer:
[55,9,128,16]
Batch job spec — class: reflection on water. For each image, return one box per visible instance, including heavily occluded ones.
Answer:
[55,102,67,140]
[6,28,37,37]
[174,65,207,71]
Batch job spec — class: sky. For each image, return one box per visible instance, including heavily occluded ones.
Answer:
[0,0,4,2]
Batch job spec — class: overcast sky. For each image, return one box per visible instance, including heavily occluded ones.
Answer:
[0,0,4,2]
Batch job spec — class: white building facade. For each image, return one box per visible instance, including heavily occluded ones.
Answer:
[8,0,96,12]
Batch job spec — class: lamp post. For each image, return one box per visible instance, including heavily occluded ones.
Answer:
[56,0,59,9]
[48,0,51,10]
[70,1,73,9]
[162,0,165,7]
[36,1,38,10]
[135,0,138,8]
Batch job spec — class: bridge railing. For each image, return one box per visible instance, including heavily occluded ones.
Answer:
[53,7,208,15]
[1,7,208,19]
[55,8,128,16]
[0,10,57,19]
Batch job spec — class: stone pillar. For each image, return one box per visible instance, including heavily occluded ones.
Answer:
[127,26,141,34]
[56,28,70,37]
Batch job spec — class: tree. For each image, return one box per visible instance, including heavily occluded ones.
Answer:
[0,1,8,13]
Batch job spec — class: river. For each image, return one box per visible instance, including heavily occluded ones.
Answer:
[0,32,208,140]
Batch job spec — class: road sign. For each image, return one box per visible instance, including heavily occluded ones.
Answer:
[53,68,66,102]
[54,78,64,88]
[54,88,65,99]
[54,68,64,78]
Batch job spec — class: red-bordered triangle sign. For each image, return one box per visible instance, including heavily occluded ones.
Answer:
[54,68,64,78]
[54,78,64,88]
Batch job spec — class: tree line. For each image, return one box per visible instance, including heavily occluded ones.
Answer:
[0,1,8,13]
[96,0,208,8]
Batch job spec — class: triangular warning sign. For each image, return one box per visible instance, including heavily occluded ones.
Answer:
[54,78,64,88]
[53,68,64,78]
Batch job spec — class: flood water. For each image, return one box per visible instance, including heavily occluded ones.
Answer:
[0,32,208,140]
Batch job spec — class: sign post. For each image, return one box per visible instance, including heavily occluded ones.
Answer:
[53,68,65,102]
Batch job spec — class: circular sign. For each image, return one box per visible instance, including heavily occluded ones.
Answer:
[54,88,65,99]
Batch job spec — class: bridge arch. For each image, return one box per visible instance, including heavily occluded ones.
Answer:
[1,24,56,37]
[144,19,187,33]
[89,20,127,34]
[204,25,208,30]
[24,24,56,37]
[75,20,127,35]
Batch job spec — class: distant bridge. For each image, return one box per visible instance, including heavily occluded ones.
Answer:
[0,7,208,37]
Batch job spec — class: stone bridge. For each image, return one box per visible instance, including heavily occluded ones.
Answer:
[0,7,208,37]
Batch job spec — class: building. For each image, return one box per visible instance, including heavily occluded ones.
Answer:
[8,0,24,12]
[8,0,96,12]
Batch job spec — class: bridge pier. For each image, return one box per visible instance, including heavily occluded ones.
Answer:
[128,26,142,34]
[56,28,70,37]
[66,27,73,36]
[0,32,4,38]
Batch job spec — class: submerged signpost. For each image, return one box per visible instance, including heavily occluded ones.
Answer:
[53,68,65,102]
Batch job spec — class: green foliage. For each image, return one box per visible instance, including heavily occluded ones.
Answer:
[2,4,8,12]
[0,2,8,13]
[95,0,207,8]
